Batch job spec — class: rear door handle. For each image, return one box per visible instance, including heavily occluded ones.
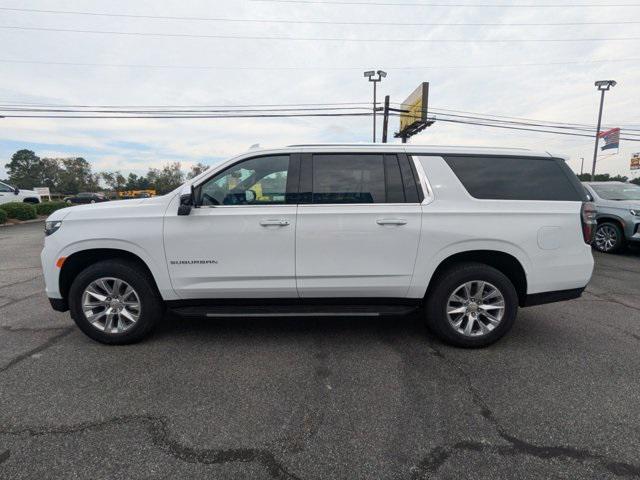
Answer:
[260,219,290,227]
[376,218,407,226]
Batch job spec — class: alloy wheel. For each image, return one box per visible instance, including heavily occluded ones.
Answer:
[594,225,618,252]
[446,281,505,337]
[81,277,141,334]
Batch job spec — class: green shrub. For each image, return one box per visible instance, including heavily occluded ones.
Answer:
[36,201,68,216]
[0,202,37,221]
[0,209,7,224]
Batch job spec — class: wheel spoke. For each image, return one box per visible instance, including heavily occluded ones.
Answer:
[464,315,475,335]
[85,287,107,302]
[447,306,467,315]
[447,280,506,337]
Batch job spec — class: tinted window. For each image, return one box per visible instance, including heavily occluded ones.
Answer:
[199,155,290,206]
[0,182,14,193]
[590,183,640,201]
[312,154,386,204]
[399,155,421,203]
[444,156,581,201]
[383,155,405,203]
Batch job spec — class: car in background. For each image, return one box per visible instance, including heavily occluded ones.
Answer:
[0,180,41,205]
[582,181,640,253]
[63,192,108,205]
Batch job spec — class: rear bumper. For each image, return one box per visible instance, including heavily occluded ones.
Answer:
[521,287,585,307]
[49,297,69,312]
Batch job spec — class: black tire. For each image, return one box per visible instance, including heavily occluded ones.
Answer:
[68,260,163,344]
[425,262,518,348]
[593,222,625,253]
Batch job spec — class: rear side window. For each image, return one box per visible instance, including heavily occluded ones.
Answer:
[443,155,582,201]
[311,154,386,204]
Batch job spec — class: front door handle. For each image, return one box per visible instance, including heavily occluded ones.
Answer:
[376,218,407,226]
[260,219,290,227]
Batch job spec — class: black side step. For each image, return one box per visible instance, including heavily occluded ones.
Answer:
[171,304,419,319]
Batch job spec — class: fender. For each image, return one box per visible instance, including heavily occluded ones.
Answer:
[408,239,532,298]
[57,238,178,300]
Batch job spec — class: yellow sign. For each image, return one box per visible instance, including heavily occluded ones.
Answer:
[399,82,429,134]
[117,189,157,198]
[632,153,640,171]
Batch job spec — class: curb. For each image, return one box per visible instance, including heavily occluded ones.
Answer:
[0,217,46,228]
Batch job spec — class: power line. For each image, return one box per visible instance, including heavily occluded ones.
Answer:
[2,25,639,43]
[2,57,640,70]
[391,113,640,141]
[1,112,374,119]
[1,6,638,26]
[251,0,640,7]
[0,101,371,108]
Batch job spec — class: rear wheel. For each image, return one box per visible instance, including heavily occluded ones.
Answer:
[593,222,624,253]
[69,260,163,344]
[425,263,518,348]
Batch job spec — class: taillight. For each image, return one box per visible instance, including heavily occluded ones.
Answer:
[581,202,597,244]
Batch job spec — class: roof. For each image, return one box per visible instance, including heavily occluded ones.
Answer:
[281,143,553,158]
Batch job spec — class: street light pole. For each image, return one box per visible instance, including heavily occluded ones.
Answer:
[363,70,386,143]
[590,80,616,181]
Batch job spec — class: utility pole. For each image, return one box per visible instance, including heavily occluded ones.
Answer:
[363,70,386,142]
[382,95,390,143]
[580,157,584,175]
[591,80,616,181]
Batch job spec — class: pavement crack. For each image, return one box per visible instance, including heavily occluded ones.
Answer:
[0,415,302,480]
[0,292,44,311]
[0,327,74,374]
[411,342,640,478]
[583,289,640,312]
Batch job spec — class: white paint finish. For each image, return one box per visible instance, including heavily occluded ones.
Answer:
[407,155,593,298]
[41,145,594,307]
[163,199,297,298]
[41,195,177,300]
[295,204,422,297]
[0,180,41,204]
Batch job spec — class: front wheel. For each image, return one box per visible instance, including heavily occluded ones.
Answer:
[68,260,163,344]
[593,222,624,253]
[425,263,518,348]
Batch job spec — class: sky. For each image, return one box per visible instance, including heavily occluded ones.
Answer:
[1,0,640,182]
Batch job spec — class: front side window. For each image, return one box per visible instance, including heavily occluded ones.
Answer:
[198,155,290,206]
[0,182,14,193]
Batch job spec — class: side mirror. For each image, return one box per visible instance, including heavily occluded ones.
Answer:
[177,193,193,216]
[13,187,19,195]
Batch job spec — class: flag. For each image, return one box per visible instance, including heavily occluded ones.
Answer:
[598,127,620,151]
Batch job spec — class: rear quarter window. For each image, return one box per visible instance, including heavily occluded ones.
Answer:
[443,155,582,201]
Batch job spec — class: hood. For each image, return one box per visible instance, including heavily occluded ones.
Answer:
[596,199,640,210]
[46,196,171,222]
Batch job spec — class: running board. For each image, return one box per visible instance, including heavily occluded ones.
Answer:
[170,304,419,319]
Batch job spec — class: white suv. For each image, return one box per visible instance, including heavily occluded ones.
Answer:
[41,145,594,347]
[0,180,41,205]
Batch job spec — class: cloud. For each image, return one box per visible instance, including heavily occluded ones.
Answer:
[1,0,639,180]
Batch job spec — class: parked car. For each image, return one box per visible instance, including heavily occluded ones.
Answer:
[0,180,41,205]
[41,145,594,347]
[63,192,108,205]
[582,181,640,253]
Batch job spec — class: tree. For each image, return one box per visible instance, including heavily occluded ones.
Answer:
[187,162,209,179]
[576,173,629,182]
[631,177,640,186]
[147,162,184,194]
[5,149,42,189]
[57,157,98,193]
[101,171,127,191]
[40,158,62,190]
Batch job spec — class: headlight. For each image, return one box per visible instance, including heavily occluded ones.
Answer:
[44,220,62,236]
[630,209,640,217]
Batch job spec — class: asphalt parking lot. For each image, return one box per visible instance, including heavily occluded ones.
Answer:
[1,222,640,479]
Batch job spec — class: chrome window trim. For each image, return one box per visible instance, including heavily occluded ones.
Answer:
[409,155,434,205]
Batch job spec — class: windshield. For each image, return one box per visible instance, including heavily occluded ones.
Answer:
[591,183,640,201]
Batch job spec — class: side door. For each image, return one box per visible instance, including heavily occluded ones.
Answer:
[296,152,423,298]
[0,182,14,204]
[163,154,299,299]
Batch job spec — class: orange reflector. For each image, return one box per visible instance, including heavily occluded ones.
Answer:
[55,257,67,268]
